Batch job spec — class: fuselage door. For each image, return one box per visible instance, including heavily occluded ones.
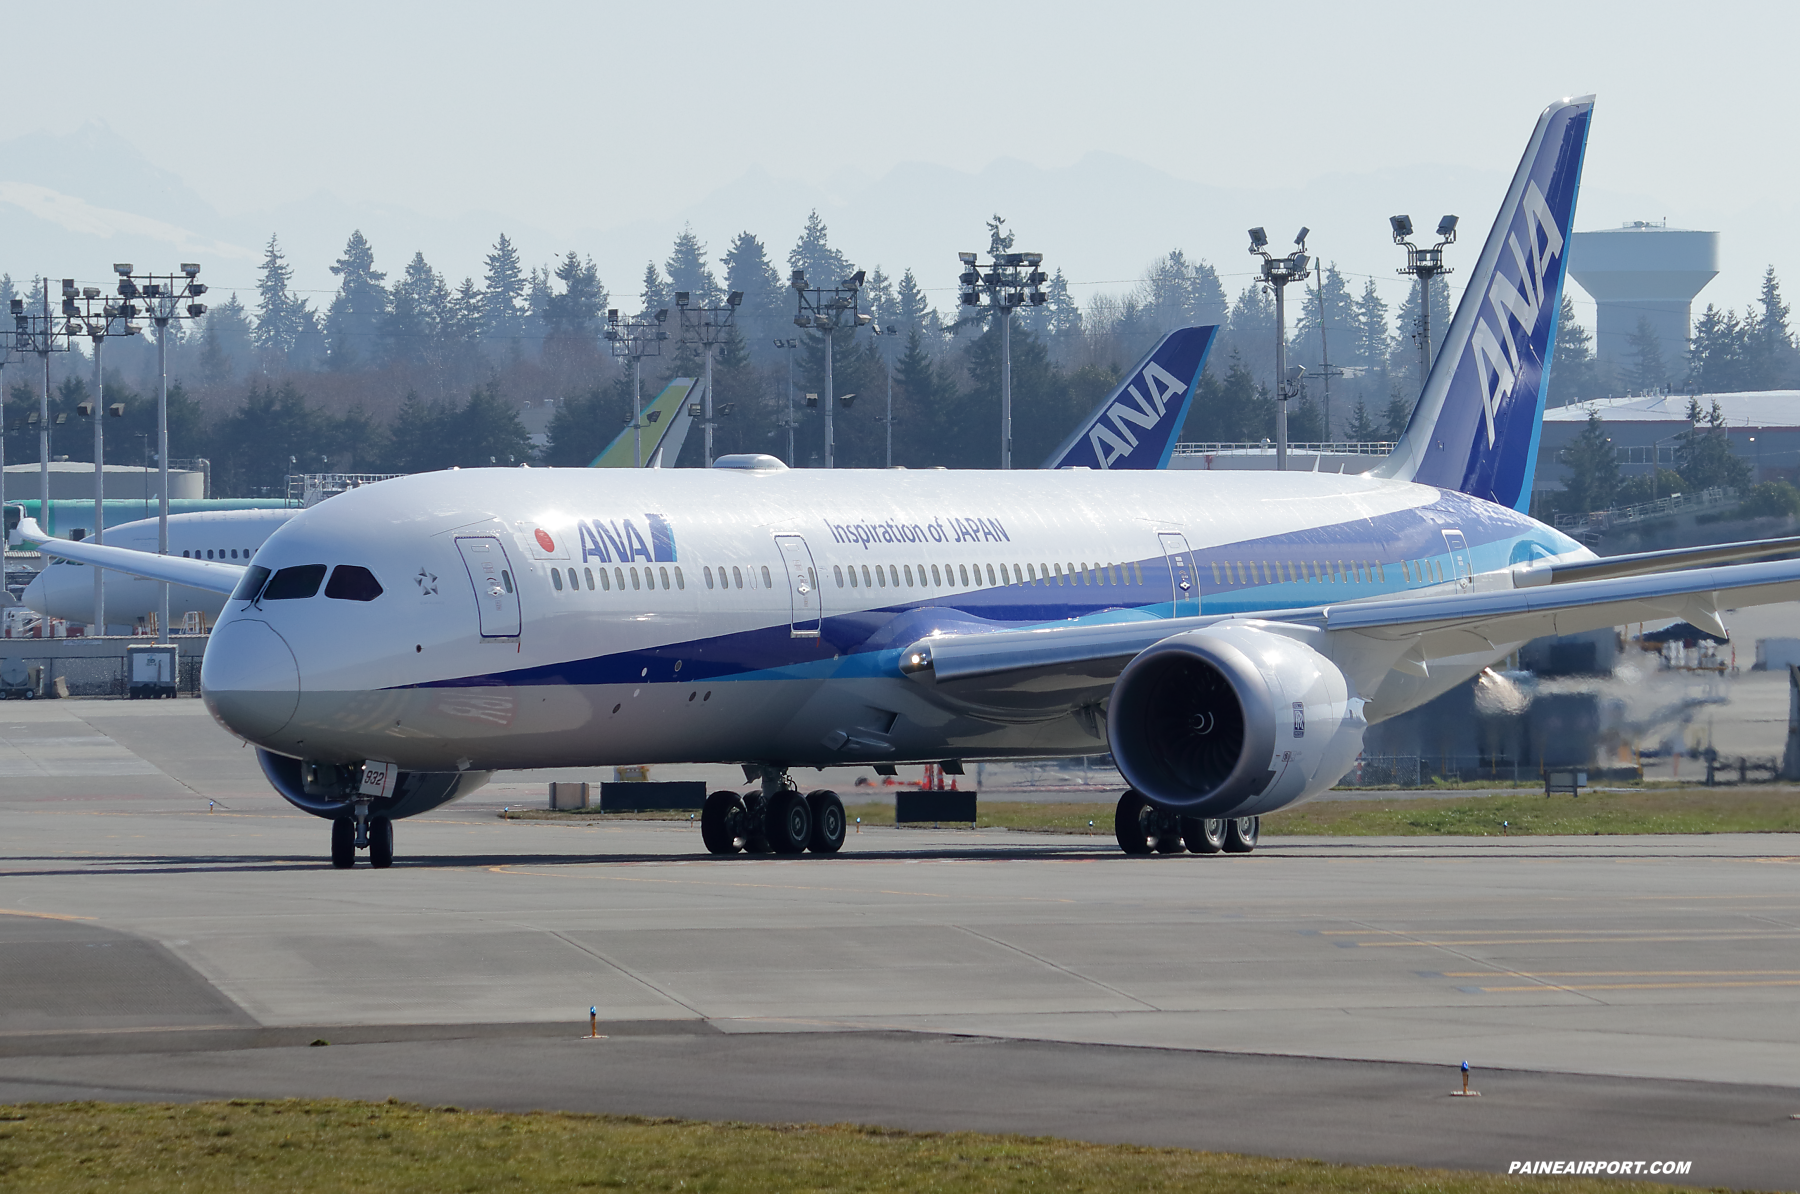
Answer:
[1157,532,1199,618]
[774,534,821,637]
[1442,529,1473,588]
[456,536,522,637]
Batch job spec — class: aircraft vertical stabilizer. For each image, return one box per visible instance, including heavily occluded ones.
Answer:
[1042,326,1216,470]
[1372,96,1594,511]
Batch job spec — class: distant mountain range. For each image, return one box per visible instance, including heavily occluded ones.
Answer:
[1,121,1743,324]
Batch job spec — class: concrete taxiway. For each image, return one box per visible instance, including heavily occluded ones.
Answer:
[2,699,1798,1189]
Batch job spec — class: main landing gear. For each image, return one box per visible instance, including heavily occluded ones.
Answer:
[701,768,846,857]
[1114,789,1257,856]
[330,799,394,869]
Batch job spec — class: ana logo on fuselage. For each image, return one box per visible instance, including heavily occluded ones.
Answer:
[1087,361,1190,469]
[578,513,677,564]
[1469,179,1565,448]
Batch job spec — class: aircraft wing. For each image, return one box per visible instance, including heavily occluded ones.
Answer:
[1528,534,1800,585]
[13,517,245,594]
[900,555,1800,699]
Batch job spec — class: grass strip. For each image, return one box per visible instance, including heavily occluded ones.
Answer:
[512,788,1800,837]
[0,1099,1709,1194]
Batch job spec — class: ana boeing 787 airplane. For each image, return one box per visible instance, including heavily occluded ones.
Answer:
[23,96,1800,869]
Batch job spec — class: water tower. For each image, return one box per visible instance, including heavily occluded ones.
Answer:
[1568,222,1719,371]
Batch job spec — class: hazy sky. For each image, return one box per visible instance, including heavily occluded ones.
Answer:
[5,1,1794,316]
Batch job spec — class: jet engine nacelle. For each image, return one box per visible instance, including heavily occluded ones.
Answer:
[256,749,491,821]
[1106,624,1366,818]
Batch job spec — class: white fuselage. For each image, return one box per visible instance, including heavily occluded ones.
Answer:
[23,509,299,628]
[199,466,1587,790]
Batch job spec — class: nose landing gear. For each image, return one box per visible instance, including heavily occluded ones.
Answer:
[329,798,394,869]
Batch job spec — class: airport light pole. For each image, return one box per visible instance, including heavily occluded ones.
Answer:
[674,290,743,467]
[1249,227,1311,471]
[871,324,899,467]
[75,279,141,632]
[11,283,79,535]
[791,269,870,468]
[957,225,1048,469]
[774,338,798,465]
[114,265,208,642]
[1390,214,1457,387]
[604,308,670,467]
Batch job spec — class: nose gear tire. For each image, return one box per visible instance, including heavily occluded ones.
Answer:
[330,818,355,869]
[368,817,394,868]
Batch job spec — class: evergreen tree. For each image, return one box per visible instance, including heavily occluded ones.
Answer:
[1675,397,1752,490]
[1547,294,1597,405]
[1352,279,1389,371]
[481,234,527,349]
[542,385,618,467]
[1559,411,1621,513]
[198,294,255,386]
[1687,304,1751,392]
[207,381,324,496]
[1223,285,1276,390]
[0,275,16,323]
[787,210,852,290]
[1293,264,1356,384]
[1040,268,1081,356]
[1623,315,1668,393]
[636,260,670,320]
[1382,384,1415,440]
[1185,352,1274,443]
[446,279,482,346]
[1344,400,1381,442]
[664,225,720,304]
[542,253,606,338]
[719,231,786,352]
[863,267,896,331]
[384,251,449,367]
[1750,265,1795,387]
[324,230,389,369]
[252,235,306,360]
[894,269,937,338]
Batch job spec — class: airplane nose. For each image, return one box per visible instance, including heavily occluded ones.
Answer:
[202,619,301,740]
[20,569,50,616]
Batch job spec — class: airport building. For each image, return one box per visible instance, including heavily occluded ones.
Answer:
[1532,390,1800,499]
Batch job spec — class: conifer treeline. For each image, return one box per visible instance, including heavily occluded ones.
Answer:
[5,217,1794,496]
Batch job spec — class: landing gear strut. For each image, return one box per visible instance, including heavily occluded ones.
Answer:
[1113,790,1255,856]
[701,768,845,857]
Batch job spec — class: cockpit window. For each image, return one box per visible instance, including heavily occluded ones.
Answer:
[232,565,271,602]
[261,564,327,600]
[325,565,383,602]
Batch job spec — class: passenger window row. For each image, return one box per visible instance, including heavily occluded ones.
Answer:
[235,564,383,603]
[826,560,1146,591]
[549,565,684,593]
[1205,558,1449,587]
[701,566,773,591]
[1210,559,1390,586]
[182,548,251,560]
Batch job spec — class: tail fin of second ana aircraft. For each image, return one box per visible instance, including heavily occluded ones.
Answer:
[1042,325,1216,469]
[1371,96,1594,511]
[590,378,698,468]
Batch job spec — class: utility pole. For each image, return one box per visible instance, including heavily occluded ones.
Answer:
[791,269,869,468]
[604,308,670,466]
[1249,228,1312,470]
[10,282,77,536]
[114,265,208,642]
[957,217,1048,468]
[1391,214,1458,388]
[1313,259,1345,442]
[75,276,140,633]
[674,290,743,466]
